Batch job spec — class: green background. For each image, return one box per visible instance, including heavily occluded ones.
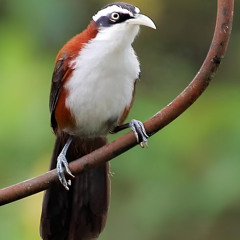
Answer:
[1,0,240,239]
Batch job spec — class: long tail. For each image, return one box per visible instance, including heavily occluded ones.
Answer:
[40,133,110,240]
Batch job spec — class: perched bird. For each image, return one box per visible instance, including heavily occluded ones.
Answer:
[40,2,156,240]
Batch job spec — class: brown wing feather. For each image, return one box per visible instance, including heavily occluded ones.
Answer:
[49,54,71,131]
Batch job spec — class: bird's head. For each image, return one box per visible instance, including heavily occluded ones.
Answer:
[92,2,156,45]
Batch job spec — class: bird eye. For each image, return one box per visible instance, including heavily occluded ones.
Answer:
[110,12,120,21]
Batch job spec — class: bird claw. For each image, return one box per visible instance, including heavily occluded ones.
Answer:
[57,153,75,190]
[129,119,148,148]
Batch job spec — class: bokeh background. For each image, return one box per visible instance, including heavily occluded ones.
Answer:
[0,0,240,239]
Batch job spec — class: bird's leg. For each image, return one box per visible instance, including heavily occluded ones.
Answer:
[56,137,75,190]
[111,119,149,148]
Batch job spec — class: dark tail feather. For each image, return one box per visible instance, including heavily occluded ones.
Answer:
[40,133,110,240]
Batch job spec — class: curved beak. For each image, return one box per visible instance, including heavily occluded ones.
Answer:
[126,14,156,29]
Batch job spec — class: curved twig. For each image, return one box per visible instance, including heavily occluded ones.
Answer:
[0,0,234,206]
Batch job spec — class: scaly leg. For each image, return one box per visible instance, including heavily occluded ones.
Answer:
[111,119,149,148]
[56,137,75,190]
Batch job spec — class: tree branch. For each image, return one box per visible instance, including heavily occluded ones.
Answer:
[0,0,234,206]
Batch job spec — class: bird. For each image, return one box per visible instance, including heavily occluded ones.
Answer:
[40,2,156,240]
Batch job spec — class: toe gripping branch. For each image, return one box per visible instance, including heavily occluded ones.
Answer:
[112,119,149,148]
[56,137,75,190]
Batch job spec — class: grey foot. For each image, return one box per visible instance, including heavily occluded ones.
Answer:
[57,153,75,190]
[129,119,149,148]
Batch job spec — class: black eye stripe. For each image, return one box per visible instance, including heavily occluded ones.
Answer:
[110,12,132,23]
[96,13,134,27]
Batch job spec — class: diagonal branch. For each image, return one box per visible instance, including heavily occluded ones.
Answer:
[0,0,234,206]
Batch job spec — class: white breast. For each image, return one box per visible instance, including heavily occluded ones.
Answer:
[65,27,140,137]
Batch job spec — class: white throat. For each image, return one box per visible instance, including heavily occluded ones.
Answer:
[95,23,140,50]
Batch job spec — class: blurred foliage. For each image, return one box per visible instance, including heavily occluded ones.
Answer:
[0,0,240,239]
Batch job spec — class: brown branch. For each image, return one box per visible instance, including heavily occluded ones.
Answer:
[0,0,234,206]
